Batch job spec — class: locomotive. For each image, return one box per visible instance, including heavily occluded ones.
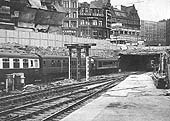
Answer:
[0,52,119,90]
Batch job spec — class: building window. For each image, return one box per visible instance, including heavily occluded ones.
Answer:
[3,58,9,68]
[85,8,89,13]
[85,20,90,25]
[73,12,77,18]
[72,1,77,8]
[13,59,20,68]
[81,8,84,14]
[71,21,77,27]
[93,9,97,16]
[63,1,69,8]
[64,21,69,27]
[99,21,102,26]
[80,20,85,25]
[93,30,98,36]
[92,20,97,26]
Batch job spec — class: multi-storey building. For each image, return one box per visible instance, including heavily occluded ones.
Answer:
[62,0,78,36]
[110,5,140,46]
[166,19,170,45]
[78,0,112,39]
[140,20,166,46]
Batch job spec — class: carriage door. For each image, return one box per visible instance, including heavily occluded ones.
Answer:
[14,73,25,90]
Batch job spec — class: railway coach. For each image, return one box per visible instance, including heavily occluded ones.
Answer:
[0,52,40,91]
[91,56,119,75]
[39,55,87,81]
[0,52,120,91]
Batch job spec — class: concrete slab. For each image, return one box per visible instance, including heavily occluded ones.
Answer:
[60,73,170,121]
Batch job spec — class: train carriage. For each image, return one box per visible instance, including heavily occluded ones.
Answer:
[0,51,120,91]
[0,52,40,90]
[39,55,87,81]
[38,55,69,81]
[91,56,119,75]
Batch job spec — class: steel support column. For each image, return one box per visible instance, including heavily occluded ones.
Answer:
[85,47,90,81]
[76,47,81,81]
[68,48,72,79]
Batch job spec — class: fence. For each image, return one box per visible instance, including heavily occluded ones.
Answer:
[0,29,120,50]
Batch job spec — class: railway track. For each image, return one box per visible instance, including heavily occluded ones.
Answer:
[0,76,116,109]
[0,75,126,121]
[0,74,130,112]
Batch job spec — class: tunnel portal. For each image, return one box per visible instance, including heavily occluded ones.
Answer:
[119,54,160,72]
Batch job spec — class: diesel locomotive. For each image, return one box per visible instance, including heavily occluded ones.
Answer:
[0,52,119,90]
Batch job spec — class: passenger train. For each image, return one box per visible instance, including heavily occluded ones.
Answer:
[0,52,119,90]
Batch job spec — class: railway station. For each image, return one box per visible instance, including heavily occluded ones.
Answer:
[0,46,170,121]
[0,0,170,121]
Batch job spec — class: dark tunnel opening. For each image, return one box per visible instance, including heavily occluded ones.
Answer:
[119,54,160,72]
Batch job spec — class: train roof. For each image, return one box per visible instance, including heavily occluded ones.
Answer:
[39,55,69,59]
[0,52,39,58]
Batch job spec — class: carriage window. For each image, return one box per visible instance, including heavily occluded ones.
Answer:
[63,60,68,67]
[103,61,113,65]
[98,61,102,67]
[23,59,28,68]
[51,60,55,66]
[13,59,20,68]
[56,60,61,67]
[30,60,33,67]
[3,58,9,68]
[34,59,39,68]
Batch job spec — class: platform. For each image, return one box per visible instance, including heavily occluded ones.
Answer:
[60,72,170,121]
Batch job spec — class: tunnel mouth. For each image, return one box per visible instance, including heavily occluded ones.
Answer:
[119,54,160,72]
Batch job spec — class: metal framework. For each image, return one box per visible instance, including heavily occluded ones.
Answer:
[64,43,96,81]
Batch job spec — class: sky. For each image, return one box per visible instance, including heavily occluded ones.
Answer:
[79,0,170,22]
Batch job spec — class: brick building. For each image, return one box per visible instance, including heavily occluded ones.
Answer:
[78,0,112,39]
